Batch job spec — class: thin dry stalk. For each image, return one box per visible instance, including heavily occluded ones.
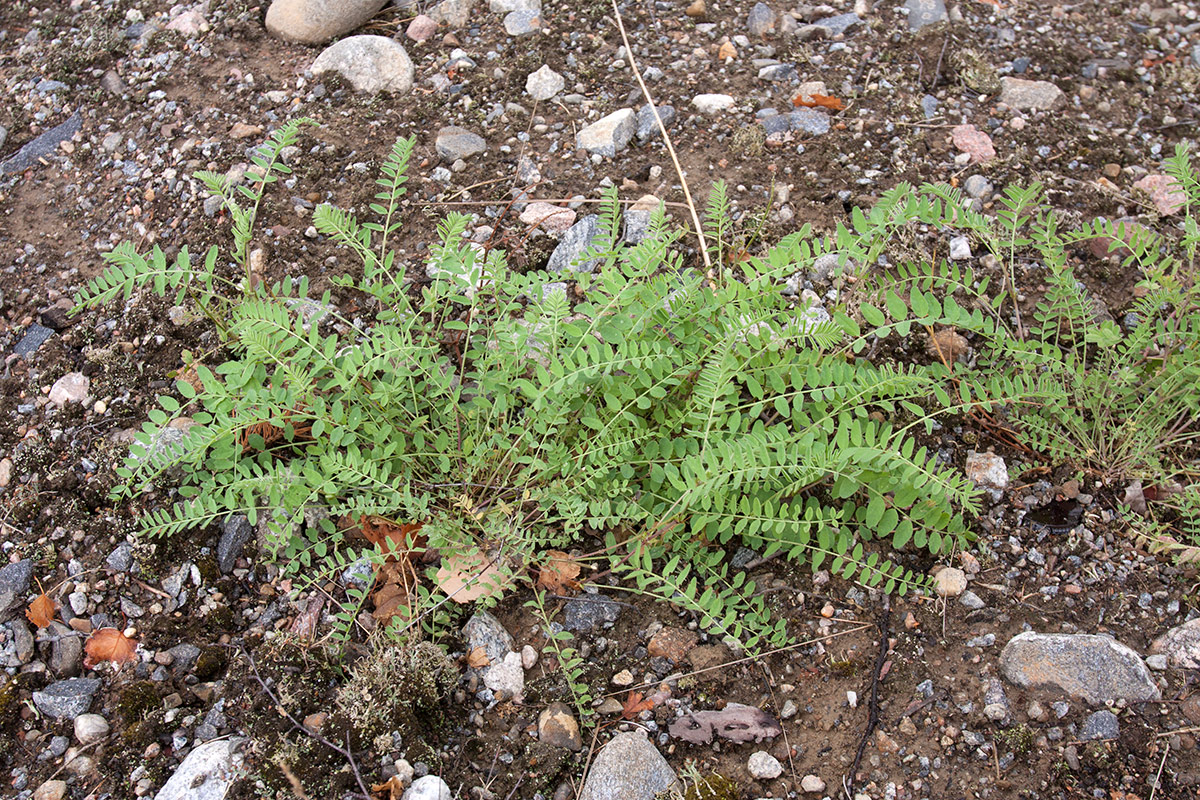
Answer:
[609,0,712,273]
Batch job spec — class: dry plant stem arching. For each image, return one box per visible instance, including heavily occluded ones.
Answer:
[609,0,713,277]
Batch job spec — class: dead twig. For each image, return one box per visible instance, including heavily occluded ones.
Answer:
[1157,726,1200,737]
[600,622,874,698]
[238,645,371,800]
[1148,741,1170,800]
[843,594,890,799]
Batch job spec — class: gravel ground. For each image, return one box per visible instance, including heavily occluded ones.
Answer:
[1,1,1199,799]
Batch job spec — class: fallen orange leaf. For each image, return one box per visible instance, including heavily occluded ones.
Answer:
[25,593,57,629]
[466,646,491,668]
[792,93,845,111]
[536,550,582,595]
[359,516,425,561]
[371,775,405,800]
[372,560,417,623]
[83,628,138,670]
[435,548,513,604]
[621,690,655,720]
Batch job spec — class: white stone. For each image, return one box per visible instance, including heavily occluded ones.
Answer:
[949,236,972,260]
[49,372,89,407]
[310,35,414,95]
[74,714,110,744]
[490,0,540,9]
[482,651,525,697]
[402,776,452,800]
[747,750,782,779]
[692,93,735,113]
[965,451,1008,490]
[576,109,636,157]
[265,0,388,44]
[32,780,67,800]
[429,0,475,28]
[393,758,415,786]
[166,9,206,35]
[521,644,539,669]
[801,774,826,793]
[998,77,1065,111]
[933,567,967,598]
[154,738,247,800]
[520,202,576,233]
[525,65,564,101]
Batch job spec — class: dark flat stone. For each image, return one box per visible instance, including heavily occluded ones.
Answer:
[13,324,54,359]
[1,113,82,175]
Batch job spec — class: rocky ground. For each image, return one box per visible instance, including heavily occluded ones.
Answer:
[2,0,1200,799]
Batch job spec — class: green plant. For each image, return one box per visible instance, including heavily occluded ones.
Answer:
[845,143,1200,556]
[73,118,317,338]
[81,123,1010,653]
[527,590,594,726]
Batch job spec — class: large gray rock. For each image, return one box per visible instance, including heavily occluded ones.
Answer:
[788,108,830,136]
[265,0,387,44]
[462,611,515,665]
[155,737,248,800]
[999,632,1161,706]
[32,678,101,720]
[217,515,253,574]
[746,2,776,36]
[0,559,34,622]
[547,216,605,274]
[561,591,622,630]
[998,77,1065,111]
[1150,618,1200,669]
[0,113,82,175]
[435,126,487,161]
[46,621,83,677]
[576,109,636,157]
[904,0,946,30]
[310,35,414,95]
[463,611,524,697]
[503,9,543,35]
[815,12,860,36]
[578,731,680,800]
[490,0,539,10]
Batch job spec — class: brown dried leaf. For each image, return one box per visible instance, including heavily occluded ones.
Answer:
[466,646,491,668]
[435,549,513,604]
[371,775,406,800]
[372,560,417,623]
[25,593,57,629]
[621,690,655,720]
[290,595,326,640]
[792,92,845,111]
[83,627,138,670]
[360,517,425,561]
[536,550,582,594]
